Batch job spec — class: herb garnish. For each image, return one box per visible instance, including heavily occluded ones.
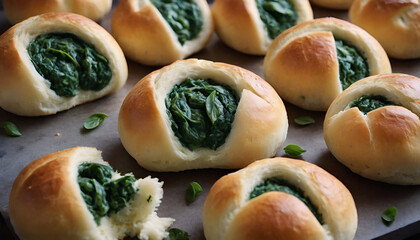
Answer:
[382,206,397,225]
[284,144,306,158]
[84,113,108,130]
[294,116,315,126]
[185,181,203,205]
[1,121,22,137]
[168,228,190,240]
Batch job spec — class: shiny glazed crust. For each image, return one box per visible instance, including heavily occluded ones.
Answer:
[310,0,353,10]
[111,0,214,66]
[263,17,391,111]
[118,59,288,172]
[0,12,128,116]
[324,74,420,184]
[202,157,357,240]
[3,0,112,24]
[211,0,313,55]
[349,0,420,59]
[9,147,174,240]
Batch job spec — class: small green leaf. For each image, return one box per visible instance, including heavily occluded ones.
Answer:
[1,121,22,136]
[206,91,222,125]
[147,195,152,203]
[168,228,189,240]
[185,181,203,205]
[84,113,108,130]
[294,116,315,126]
[382,206,397,225]
[284,144,306,158]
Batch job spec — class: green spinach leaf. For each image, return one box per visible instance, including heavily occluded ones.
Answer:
[28,33,112,97]
[151,0,203,45]
[185,181,203,205]
[256,0,297,39]
[1,121,22,136]
[382,206,397,225]
[294,116,315,126]
[350,95,394,114]
[84,113,108,130]
[168,228,190,240]
[284,144,306,158]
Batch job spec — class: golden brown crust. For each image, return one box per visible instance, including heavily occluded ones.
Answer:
[350,0,420,59]
[0,12,127,116]
[3,0,112,24]
[310,0,353,10]
[324,73,420,184]
[211,0,313,55]
[118,58,288,171]
[111,0,214,66]
[202,157,358,240]
[263,17,391,111]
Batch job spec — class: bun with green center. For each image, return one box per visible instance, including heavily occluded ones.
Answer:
[9,147,174,240]
[349,0,420,59]
[263,17,391,111]
[211,0,313,55]
[324,73,420,185]
[0,12,128,116]
[203,157,357,240]
[309,0,353,10]
[3,0,112,24]
[111,0,214,66]
[118,58,288,172]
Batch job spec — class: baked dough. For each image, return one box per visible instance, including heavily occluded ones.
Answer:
[212,0,313,55]
[9,147,174,240]
[263,17,391,111]
[3,0,112,24]
[0,12,128,116]
[324,74,420,185]
[111,0,214,66]
[349,0,420,59]
[309,0,353,10]
[203,157,357,240]
[118,58,288,172]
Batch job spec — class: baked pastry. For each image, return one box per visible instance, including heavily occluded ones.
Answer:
[203,157,357,240]
[324,73,420,185]
[111,0,214,66]
[118,58,288,172]
[212,0,313,55]
[0,12,128,116]
[263,17,391,111]
[309,0,353,10]
[9,147,174,240]
[349,0,420,59]
[3,0,112,24]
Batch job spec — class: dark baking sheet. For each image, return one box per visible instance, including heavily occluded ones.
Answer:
[1,2,420,240]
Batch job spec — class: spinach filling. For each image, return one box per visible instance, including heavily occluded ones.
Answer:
[250,177,323,224]
[335,39,369,90]
[151,0,203,45]
[78,163,137,225]
[27,33,112,97]
[256,0,298,39]
[166,78,239,150]
[350,95,395,114]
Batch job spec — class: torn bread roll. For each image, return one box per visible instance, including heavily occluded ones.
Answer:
[211,0,313,55]
[111,0,214,66]
[324,74,420,185]
[118,59,288,172]
[263,17,391,111]
[3,0,112,24]
[349,0,420,59]
[203,157,357,240]
[9,147,174,240]
[0,12,128,116]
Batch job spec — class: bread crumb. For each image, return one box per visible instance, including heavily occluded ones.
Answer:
[55,132,61,136]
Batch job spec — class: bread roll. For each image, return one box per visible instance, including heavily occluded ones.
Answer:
[309,0,353,10]
[324,74,420,185]
[212,0,313,55]
[111,0,214,66]
[9,147,174,240]
[118,58,288,172]
[203,157,357,240]
[263,17,391,111]
[0,12,128,116]
[3,0,112,24]
[349,0,420,59]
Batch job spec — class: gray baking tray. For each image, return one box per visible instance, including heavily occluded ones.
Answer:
[1,3,420,240]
